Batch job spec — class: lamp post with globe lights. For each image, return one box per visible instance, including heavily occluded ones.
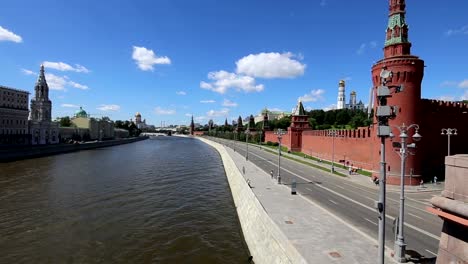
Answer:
[245,129,250,161]
[390,123,422,263]
[441,128,457,156]
[274,129,286,184]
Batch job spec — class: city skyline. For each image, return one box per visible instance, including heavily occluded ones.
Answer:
[1,0,467,125]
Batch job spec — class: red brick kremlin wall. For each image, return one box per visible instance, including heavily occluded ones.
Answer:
[265,128,374,171]
[264,99,468,186]
[418,100,468,178]
[264,131,291,149]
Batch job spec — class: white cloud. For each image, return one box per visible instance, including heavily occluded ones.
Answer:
[323,104,336,111]
[195,116,206,122]
[461,90,468,100]
[176,91,187,95]
[437,95,455,101]
[207,108,230,117]
[97,104,120,111]
[45,73,67,90]
[154,106,176,115]
[445,25,468,36]
[61,103,80,108]
[440,81,458,87]
[236,52,306,78]
[68,81,89,90]
[184,113,192,117]
[0,26,22,43]
[440,79,468,88]
[356,44,366,55]
[200,70,264,94]
[43,61,90,73]
[269,108,284,112]
[42,73,89,91]
[21,68,36,75]
[132,46,171,71]
[223,99,238,107]
[459,79,468,88]
[356,41,377,55]
[299,89,325,102]
[200,100,216,103]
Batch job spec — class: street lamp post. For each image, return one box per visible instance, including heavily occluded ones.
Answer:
[245,129,250,161]
[441,128,457,156]
[328,130,340,173]
[274,129,286,184]
[390,124,422,263]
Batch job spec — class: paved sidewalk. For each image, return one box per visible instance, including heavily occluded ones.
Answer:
[253,144,445,194]
[223,142,396,263]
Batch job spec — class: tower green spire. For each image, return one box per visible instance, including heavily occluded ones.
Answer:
[383,0,412,57]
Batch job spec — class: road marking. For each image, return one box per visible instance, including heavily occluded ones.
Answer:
[425,249,438,256]
[408,212,423,220]
[337,186,345,189]
[364,217,378,226]
[246,149,441,241]
[328,199,338,205]
[306,188,313,191]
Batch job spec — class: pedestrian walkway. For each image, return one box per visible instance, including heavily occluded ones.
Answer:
[254,144,445,194]
[222,142,396,263]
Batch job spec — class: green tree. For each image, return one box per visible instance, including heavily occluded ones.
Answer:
[324,110,336,126]
[336,109,351,125]
[59,116,72,127]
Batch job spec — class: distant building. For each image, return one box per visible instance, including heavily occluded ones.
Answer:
[60,106,116,141]
[0,85,30,145]
[254,108,291,124]
[135,112,147,129]
[336,80,365,111]
[28,65,59,145]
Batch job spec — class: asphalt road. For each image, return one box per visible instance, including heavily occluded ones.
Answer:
[209,137,442,261]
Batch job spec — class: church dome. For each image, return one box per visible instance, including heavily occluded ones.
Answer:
[135,112,141,117]
[75,107,88,118]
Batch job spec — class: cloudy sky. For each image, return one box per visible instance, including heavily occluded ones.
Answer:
[1,0,467,125]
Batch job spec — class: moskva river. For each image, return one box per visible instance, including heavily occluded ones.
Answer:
[0,137,249,263]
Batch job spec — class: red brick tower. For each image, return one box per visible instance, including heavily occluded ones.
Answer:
[288,100,310,152]
[371,0,424,185]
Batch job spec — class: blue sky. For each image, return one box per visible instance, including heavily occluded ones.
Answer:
[1,0,467,126]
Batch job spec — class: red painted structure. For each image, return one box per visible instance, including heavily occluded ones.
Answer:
[264,0,468,185]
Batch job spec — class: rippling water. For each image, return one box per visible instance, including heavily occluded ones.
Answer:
[0,137,249,263]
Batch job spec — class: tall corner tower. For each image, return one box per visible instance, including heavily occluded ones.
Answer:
[337,80,346,109]
[371,0,425,185]
[30,65,52,122]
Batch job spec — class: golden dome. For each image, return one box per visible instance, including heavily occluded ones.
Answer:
[135,112,141,117]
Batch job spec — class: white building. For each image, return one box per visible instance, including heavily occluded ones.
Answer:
[336,80,366,111]
[0,85,30,145]
[28,65,59,145]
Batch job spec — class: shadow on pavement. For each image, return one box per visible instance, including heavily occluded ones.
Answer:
[406,249,437,264]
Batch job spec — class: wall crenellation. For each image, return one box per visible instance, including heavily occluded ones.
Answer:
[302,128,371,139]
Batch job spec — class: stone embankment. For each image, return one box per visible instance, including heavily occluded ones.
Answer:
[0,136,148,162]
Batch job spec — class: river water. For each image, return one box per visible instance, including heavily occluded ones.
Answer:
[0,137,250,263]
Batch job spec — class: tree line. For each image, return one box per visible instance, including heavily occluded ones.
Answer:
[197,108,372,132]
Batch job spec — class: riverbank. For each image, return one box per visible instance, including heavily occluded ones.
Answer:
[0,136,148,162]
[199,137,396,264]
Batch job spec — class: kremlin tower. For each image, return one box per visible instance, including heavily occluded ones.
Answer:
[371,0,425,185]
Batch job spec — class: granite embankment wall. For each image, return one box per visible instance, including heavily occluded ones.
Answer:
[0,137,148,162]
[199,137,306,264]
